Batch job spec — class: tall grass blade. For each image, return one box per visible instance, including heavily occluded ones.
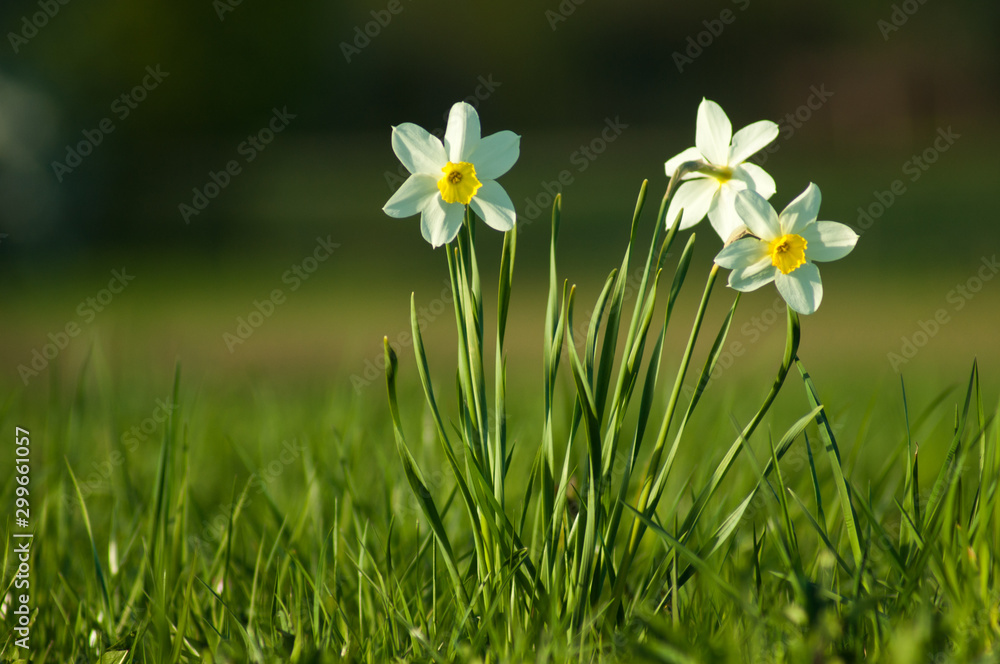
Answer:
[384,339,472,614]
[796,357,864,567]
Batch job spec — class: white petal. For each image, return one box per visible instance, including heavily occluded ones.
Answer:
[444,102,481,163]
[383,174,438,218]
[708,185,748,240]
[734,189,780,241]
[733,162,776,199]
[729,259,776,292]
[469,180,516,232]
[665,178,718,230]
[714,237,769,269]
[695,99,732,166]
[470,131,519,180]
[728,120,779,165]
[664,146,704,178]
[801,221,859,262]
[775,263,823,315]
[391,124,447,175]
[420,198,465,248]
[780,183,821,235]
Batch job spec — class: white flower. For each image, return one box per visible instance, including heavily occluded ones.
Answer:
[383,102,520,248]
[664,98,779,240]
[714,184,859,315]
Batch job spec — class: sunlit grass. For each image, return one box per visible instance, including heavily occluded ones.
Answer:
[2,129,999,661]
[5,193,998,662]
[2,344,997,661]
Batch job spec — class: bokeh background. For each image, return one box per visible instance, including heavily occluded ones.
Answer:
[1,0,999,400]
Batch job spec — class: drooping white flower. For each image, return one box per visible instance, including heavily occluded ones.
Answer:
[664,98,779,240]
[383,102,520,248]
[714,184,859,315]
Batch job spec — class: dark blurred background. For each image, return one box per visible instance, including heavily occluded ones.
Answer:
[1,0,998,391]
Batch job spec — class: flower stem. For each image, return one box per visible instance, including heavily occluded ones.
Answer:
[675,305,801,545]
[608,262,722,616]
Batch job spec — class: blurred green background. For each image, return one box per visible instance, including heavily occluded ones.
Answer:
[1,0,999,395]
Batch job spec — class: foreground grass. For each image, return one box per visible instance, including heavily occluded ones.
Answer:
[3,183,1000,661]
[4,203,1000,662]
[0,349,998,662]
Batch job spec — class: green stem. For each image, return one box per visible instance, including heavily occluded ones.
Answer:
[609,263,721,614]
[494,227,515,511]
[446,213,489,473]
[677,306,801,541]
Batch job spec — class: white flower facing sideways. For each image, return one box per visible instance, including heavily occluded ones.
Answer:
[714,183,859,315]
[664,98,779,241]
[382,101,520,248]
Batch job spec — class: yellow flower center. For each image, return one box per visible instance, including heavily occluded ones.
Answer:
[437,161,482,205]
[696,163,733,183]
[768,234,808,274]
[711,166,733,183]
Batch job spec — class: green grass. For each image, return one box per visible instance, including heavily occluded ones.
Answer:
[3,184,999,663]
[2,339,998,662]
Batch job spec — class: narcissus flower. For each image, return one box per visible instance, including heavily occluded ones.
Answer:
[664,98,779,240]
[714,184,859,315]
[383,102,520,247]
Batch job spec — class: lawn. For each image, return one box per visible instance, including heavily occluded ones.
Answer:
[3,180,999,662]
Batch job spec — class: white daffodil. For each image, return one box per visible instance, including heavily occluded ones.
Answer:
[383,102,520,248]
[714,184,858,315]
[664,98,779,240]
